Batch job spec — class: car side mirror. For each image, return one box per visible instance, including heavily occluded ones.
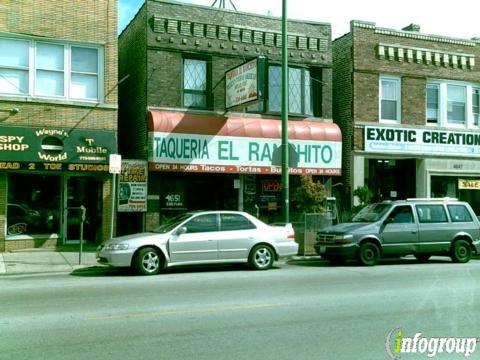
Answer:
[175,226,187,236]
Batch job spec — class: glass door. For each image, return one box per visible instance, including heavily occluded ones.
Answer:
[64,176,102,244]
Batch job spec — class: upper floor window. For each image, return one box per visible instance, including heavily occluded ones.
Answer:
[473,88,480,126]
[426,84,439,124]
[447,85,466,124]
[183,57,210,109]
[426,81,479,128]
[268,65,312,116]
[0,37,102,102]
[380,76,401,123]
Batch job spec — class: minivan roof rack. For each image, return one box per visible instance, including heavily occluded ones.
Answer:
[406,197,458,201]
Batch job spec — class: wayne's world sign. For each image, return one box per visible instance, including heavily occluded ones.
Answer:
[0,126,117,163]
[365,125,480,157]
[148,132,341,175]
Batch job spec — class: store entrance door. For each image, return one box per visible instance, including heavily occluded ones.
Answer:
[64,176,102,244]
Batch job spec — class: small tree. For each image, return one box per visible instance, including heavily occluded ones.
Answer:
[294,175,327,213]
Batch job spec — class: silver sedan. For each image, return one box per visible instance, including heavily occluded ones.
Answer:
[97,210,298,275]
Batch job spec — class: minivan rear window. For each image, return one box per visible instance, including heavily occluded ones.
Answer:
[447,205,473,222]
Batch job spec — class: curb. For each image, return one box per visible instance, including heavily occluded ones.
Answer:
[0,253,5,274]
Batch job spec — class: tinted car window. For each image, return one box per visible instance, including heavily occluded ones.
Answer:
[416,205,448,223]
[184,214,218,233]
[352,203,391,222]
[388,205,413,223]
[220,214,256,231]
[447,205,473,222]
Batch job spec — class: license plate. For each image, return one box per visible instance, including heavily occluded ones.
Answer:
[320,246,326,254]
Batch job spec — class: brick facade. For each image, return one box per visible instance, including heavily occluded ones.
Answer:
[0,0,118,251]
[333,20,480,208]
[119,0,336,229]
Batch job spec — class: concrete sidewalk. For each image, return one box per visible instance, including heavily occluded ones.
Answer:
[0,247,100,275]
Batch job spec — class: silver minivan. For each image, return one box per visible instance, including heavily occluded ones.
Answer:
[315,198,480,266]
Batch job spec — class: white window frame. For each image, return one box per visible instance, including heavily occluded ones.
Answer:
[472,87,480,126]
[0,35,104,103]
[426,80,479,129]
[379,75,401,124]
[426,83,439,124]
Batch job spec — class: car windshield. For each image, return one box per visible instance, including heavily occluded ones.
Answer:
[351,203,391,222]
[152,213,193,233]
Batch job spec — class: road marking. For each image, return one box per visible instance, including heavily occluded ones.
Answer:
[87,303,283,321]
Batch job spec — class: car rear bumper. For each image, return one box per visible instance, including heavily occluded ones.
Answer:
[275,241,299,257]
[314,242,358,259]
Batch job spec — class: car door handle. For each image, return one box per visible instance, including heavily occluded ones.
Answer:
[411,231,418,234]
[207,239,215,241]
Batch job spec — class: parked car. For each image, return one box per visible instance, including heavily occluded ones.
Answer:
[315,198,480,266]
[97,210,297,275]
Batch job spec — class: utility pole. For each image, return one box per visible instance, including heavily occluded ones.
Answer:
[281,0,289,223]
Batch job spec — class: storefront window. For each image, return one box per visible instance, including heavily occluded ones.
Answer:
[7,174,61,235]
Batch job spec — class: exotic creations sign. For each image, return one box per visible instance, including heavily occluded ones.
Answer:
[365,126,480,157]
[149,132,341,175]
[0,125,117,172]
[225,57,266,109]
[118,160,147,212]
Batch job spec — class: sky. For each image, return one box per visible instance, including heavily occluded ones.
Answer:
[118,0,480,40]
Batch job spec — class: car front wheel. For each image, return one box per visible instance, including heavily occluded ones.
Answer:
[358,242,380,266]
[450,240,472,263]
[133,247,162,275]
[249,245,274,270]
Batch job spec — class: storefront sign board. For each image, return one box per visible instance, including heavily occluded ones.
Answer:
[365,125,480,157]
[148,132,342,175]
[118,160,148,212]
[458,179,480,190]
[225,57,265,109]
[0,125,117,163]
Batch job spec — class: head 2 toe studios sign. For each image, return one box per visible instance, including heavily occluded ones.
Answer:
[365,126,480,157]
[0,125,117,172]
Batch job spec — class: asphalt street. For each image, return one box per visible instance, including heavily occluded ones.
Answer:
[1,257,479,360]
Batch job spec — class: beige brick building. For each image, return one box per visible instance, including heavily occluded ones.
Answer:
[333,21,480,213]
[0,1,118,251]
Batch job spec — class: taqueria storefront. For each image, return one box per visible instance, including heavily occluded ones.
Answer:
[0,125,117,252]
[144,111,342,228]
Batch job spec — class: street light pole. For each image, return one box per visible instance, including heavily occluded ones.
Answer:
[281,0,289,223]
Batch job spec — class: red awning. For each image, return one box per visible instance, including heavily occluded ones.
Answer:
[148,111,341,142]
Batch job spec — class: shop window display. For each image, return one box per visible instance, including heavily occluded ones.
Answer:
[7,174,61,235]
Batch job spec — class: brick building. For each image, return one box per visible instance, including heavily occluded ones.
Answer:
[0,1,118,251]
[118,0,341,233]
[333,21,480,212]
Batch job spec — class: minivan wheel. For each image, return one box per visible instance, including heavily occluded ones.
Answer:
[450,240,472,263]
[249,245,274,270]
[414,254,431,263]
[358,242,380,266]
[133,247,162,275]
